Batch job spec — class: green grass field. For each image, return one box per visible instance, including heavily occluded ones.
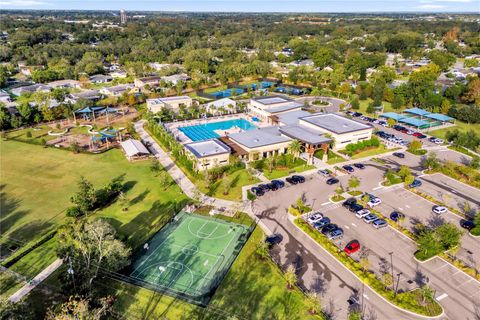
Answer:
[428,121,480,139]
[0,140,188,250]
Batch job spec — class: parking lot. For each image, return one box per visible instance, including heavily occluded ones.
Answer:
[373,187,480,269]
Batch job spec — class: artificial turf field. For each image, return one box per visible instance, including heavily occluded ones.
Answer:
[128,212,249,305]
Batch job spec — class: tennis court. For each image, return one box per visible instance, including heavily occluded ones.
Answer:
[128,212,250,305]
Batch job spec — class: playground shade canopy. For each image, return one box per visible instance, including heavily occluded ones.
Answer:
[398,117,430,127]
[120,139,150,158]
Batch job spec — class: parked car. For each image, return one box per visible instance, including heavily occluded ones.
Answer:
[344,240,361,254]
[326,177,339,185]
[367,198,382,207]
[460,219,476,231]
[413,132,426,139]
[352,112,363,117]
[271,180,285,188]
[408,179,422,188]
[321,224,338,235]
[406,129,415,135]
[307,213,323,224]
[314,217,331,229]
[393,125,406,131]
[327,228,344,240]
[265,234,283,246]
[318,169,330,177]
[250,187,264,197]
[353,163,365,169]
[343,165,354,173]
[363,214,378,224]
[393,152,405,158]
[349,203,364,213]
[432,205,448,215]
[267,182,279,191]
[390,211,405,222]
[258,184,271,192]
[355,209,371,218]
[428,137,437,143]
[372,219,388,229]
[343,198,357,209]
[286,175,304,184]
[434,138,444,144]
[292,175,305,183]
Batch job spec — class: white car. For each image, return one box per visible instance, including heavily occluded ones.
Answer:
[307,213,323,224]
[432,206,448,215]
[434,138,444,145]
[355,209,371,218]
[367,198,382,207]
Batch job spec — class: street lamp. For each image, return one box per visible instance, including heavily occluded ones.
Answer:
[394,272,403,297]
[389,252,395,292]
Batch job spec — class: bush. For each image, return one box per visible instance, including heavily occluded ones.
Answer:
[343,137,380,156]
[66,206,83,217]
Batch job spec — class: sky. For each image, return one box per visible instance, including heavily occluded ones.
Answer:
[0,0,479,12]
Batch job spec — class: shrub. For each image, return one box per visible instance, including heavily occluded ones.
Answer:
[343,137,380,156]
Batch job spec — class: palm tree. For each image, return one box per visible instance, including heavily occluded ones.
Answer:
[284,264,297,290]
[264,156,275,173]
[305,292,322,315]
[348,176,360,193]
[288,140,302,161]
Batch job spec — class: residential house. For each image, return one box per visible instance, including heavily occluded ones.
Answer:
[47,79,81,89]
[100,84,133,97]
[146,96,193,113]
[11,84,50,96]
[89,74,113,84]
[134,76,162,88]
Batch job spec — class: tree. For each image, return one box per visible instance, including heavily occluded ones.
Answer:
[264,156,275,174]
[284,264,297,290]
[288,140,302,160]
[422,152,441,171]
[469,157,480,170]
[463,78,480,105]
[255,239,270,260]
[392,94,405,110]
[56,219,131,296]
[404,174,415,187]
[366,101,375,114]
[348,176,360,193]
[350,96,360,110]
[305,292,322,315]
[335,185,344,198]
[397,165,411,180]
[381,272,394,290]
[419,285,435,305]
[70,177,96,214]
[435,223,462,250]
[417,229,441,257]
[150,158,161,176]
[45,296,114,320]
[387,118,396,127]
[158,171,170,190]
[407,140,423,154]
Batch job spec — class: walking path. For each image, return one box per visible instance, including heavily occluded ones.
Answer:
[9,259,63,303]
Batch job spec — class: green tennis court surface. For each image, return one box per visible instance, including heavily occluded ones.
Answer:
[128,212,250,305]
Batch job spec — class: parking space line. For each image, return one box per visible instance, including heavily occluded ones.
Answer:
[321,202,330,206]
[434,263,450,272]
[344,225,350,229]
[351,223,357,227]
[373,186,383,190]
[436,293,448,301]
[363,294,370,300]
[405,205,410,208]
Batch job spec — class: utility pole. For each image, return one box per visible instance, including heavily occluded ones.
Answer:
[394,272,403,297]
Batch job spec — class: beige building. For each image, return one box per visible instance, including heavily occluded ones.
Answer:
[146,96,193,113]
[248,95,303,124]
[184,139,231,171]
[134,76,162,88]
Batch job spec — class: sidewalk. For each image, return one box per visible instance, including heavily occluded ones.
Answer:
[9,259,63,303]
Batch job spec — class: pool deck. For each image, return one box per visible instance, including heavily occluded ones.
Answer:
[164,113,269,144]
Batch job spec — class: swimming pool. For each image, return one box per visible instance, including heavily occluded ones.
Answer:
[179,119,256,141]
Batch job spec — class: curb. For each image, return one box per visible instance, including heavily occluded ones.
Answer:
[292,219,445,319]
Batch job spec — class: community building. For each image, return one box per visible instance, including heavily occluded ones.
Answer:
[204,98,237,114]
[146,96,193,113]
[100,84,134,97]
[248,95,303,124]
[184,139,231,171]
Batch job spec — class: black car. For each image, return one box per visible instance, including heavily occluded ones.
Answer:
[265,234,283,246]
[250,187,264,197]
[393,125,406,131]
[267,182,278,191]
[390,211,405,222]
[352,112,363,117]
[353,163,365,169]
[271,179,285,188]
[292,175,305,183]
[460,219,476,231]
[343,165,354,173]
[286,176,299,185]
[326,177,339,185]
[258,184,271,192]
[349,203,364,213]
[321,223,338,235]
[342,198,357,209]
[393,152,405,158]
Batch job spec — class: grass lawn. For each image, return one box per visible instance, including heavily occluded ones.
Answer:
[314,149,346,165]
[428,121,480,140]
[256,157,315,180]
[104,227,321,320]
[357,99,396,115]
[340,144,396,160]
[0,140,188,251]
[6,126,57,144]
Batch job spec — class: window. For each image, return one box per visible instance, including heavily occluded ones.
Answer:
[341,140,351,144]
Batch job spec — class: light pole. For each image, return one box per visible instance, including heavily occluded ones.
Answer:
[394,272,403,297]
[389,252,395,292]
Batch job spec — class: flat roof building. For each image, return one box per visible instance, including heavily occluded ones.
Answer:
[249,95,303,124]
[184,139,231,171]
[146,96,193,113]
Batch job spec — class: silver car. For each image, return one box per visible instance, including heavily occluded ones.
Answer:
[372,219,388,229]
[363,214,378,224]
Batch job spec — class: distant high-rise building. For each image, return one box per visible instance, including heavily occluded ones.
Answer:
[120,9,127,24]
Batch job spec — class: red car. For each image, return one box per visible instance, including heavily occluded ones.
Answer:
[413,132,427,139]
[344,240,360,254]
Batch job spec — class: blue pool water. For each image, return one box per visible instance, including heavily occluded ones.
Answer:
[179,119,256,141]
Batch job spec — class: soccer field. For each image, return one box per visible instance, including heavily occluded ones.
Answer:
[128,212,250,305]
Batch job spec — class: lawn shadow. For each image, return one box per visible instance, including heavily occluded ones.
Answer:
[129,189,150,206]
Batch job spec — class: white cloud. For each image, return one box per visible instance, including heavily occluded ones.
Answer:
[417,4,448,9]
[0,0,49,6]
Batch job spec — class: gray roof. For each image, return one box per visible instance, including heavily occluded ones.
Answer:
[185,139,231,158]
[268,102,303,113]
[252,95,293,105]
[120,139,150,157]
[90,74,112,81]
[279,125,332,145]
[11,84,50,96]
[103,84,133,93]
[300,113,372,134]
[277,110,311,125]
[71,90,101,99]
[228,126,291,148]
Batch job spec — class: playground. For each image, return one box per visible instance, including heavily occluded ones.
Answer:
[127,212,251,305]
